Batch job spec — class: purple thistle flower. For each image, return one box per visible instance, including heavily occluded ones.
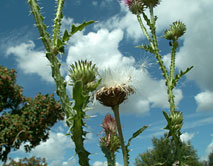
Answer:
[123,0,132,5]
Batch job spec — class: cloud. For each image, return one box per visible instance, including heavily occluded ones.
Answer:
[6,41,53,82]
[95,0,213,95]
[195,91,213,112]
[202,138,213,161]
[183,116,213,130]
[29,131,74,166]
[93,161,122,166]
[94,4,144,41]
[66,28,183,115]
[180,132,195,143]
[157,0,213,112]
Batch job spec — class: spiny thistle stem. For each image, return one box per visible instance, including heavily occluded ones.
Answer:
[148,6,158,50]
[52,0,64,46]
[168,39,178,113]
[137,14,169,83]
[112,105,128,166]
[28,0,52,52]
[136,14,153,48]
[28,0,73,118]
[46,53,73,120]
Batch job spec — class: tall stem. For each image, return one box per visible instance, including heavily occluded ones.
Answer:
[112,105,128,166]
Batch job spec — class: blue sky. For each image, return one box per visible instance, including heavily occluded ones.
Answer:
[0,0,213,165]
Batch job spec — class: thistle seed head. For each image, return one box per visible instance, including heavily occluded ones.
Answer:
[96,84,134,107]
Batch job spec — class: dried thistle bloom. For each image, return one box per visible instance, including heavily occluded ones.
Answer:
[96,68,135,107]
[96,84,134,107]
[164,21,186,40]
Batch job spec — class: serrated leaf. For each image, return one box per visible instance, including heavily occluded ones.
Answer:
[163,111,170,122]
[62,29,70,42]
[136,44,154,54]
[126,125,148,148]
[70,20,95,36]
[174,66,193,86]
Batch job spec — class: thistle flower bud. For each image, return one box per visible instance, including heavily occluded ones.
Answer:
[100,135,120,152]
[96,84,134,107]
[69,60,100,93]
[100,114,120,152]
[170,111,183,131]
[164,21,186,40]
[102,114,117,134]
[142,0,160,8]
[124,0,144,14]
[69,60,97,84]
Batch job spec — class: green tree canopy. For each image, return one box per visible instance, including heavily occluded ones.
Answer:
[0,65,64,163]
[135,133,200,166]
[3,156,48,166]
[208,151,213,166]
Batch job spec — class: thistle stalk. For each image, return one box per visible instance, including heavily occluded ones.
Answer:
[134,3,191,165]
[112,105,128,166]
[28,0,73,119]
[52,0,64,46]
[27,0,96,165]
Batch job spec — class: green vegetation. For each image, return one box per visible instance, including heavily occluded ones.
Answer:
[135,133,200,166]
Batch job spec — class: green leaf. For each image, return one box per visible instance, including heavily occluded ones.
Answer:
[70,20,95,36]
[126,125,148,148]
[136,44,154,54]
[173,66,193,87]
[62,29,70,42]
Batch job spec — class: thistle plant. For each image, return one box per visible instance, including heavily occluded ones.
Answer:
[68,60,101,165]
[96,69,148,166]
[26,0,97,165]
[123,0,193,165]
[99,114,120,166]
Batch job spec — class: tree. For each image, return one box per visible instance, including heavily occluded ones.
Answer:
[135,133,200,166]
[0,65,64,163]
[208,151,213,166]
[3,156,48,166]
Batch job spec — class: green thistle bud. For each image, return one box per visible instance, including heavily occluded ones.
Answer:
[170,111,183,131]
[69,60,96,84]
[100,135,121,152]
[69,60,101,93]
[164,21,186,40]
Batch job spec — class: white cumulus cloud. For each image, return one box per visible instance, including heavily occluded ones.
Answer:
[180,132,195,143]
[30,131,74,166]
[93,161,122,166]
[66,28,183,115]
[195,91,213,112]
[6,41,53,82]
[202,138,213,161]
